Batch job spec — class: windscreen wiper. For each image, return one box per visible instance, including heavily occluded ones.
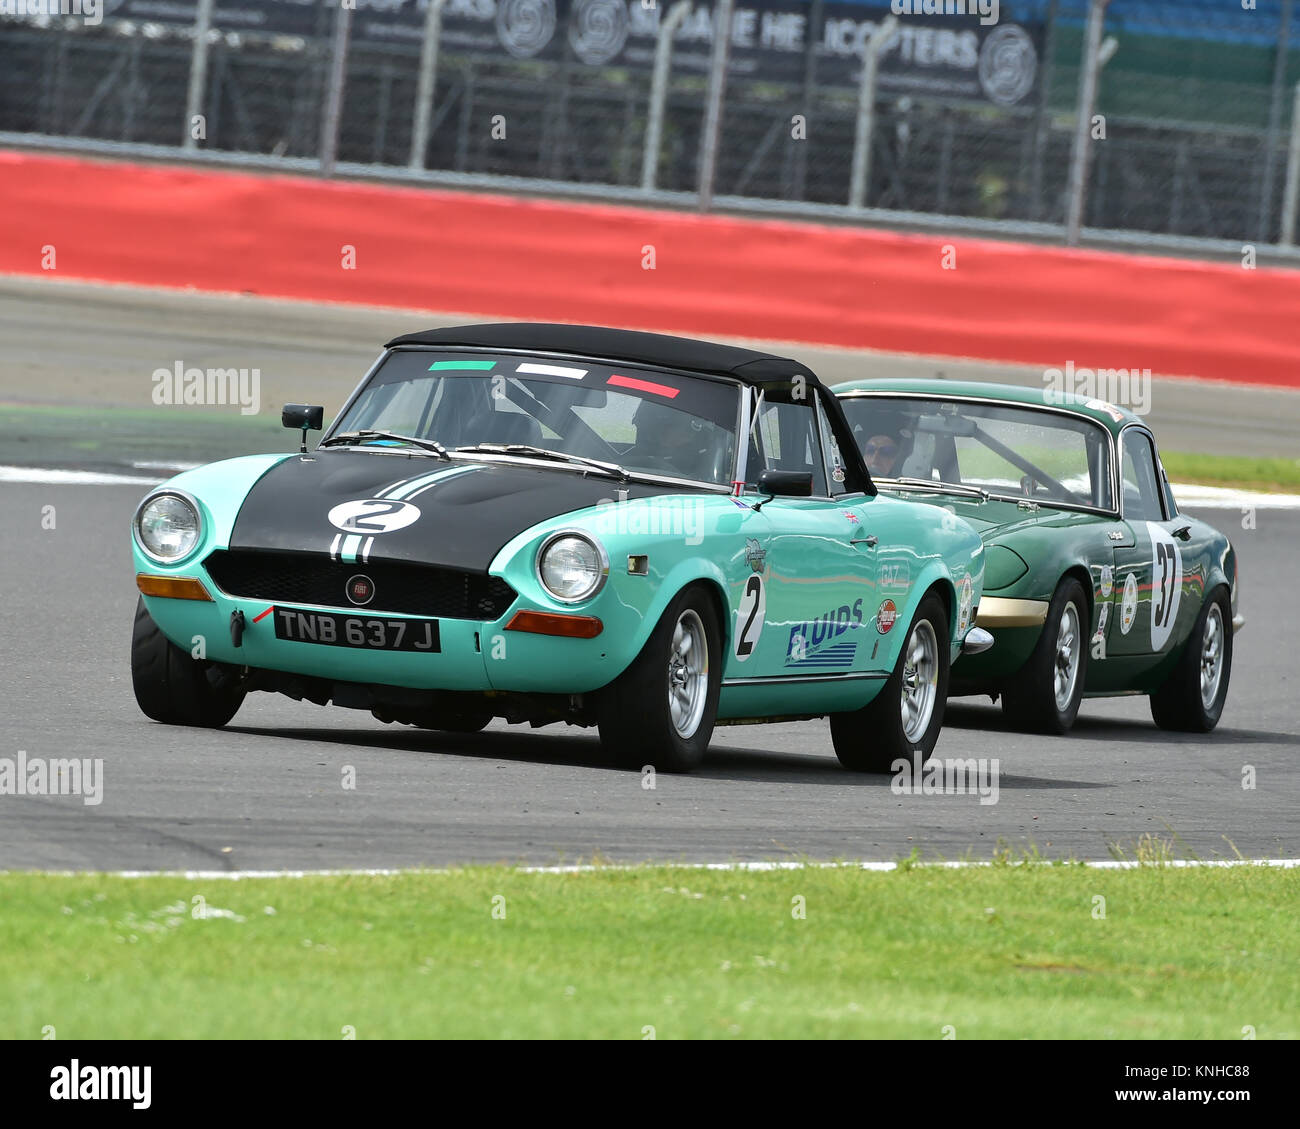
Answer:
[882,476,990,501]
[455,443,630,482]
[320,430,449,459]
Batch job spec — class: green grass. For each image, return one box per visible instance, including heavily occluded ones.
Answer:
[1161,452,1300,494]
[2,862,1296,1039]
[0,401,284,471]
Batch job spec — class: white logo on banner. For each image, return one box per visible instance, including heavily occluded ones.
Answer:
[496,0,557,58]
[569,0,629,65]
[978,24,1038,106]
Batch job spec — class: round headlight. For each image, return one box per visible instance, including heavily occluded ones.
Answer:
[537,533,607,603]
[135,493,202,563]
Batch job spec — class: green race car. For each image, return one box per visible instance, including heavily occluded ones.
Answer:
[130,325,990,773]
[836,379,1241,735]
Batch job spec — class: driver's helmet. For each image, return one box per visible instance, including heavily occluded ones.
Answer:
[632,398,719,480]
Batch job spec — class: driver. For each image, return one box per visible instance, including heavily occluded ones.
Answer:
[630,398,721,481]
[860,422,905,478]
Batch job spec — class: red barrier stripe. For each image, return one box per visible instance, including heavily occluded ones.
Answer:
[0,150,1296,387]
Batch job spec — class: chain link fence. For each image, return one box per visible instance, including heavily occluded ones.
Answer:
[2,0,1298,254]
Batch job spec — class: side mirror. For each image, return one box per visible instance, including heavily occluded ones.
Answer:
[758,469,814,498]
[282,404,324,453]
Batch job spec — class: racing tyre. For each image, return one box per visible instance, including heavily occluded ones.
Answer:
[1001,577,1088,735]
[131,597,245,727]
[830,593,949,773]
[596,586,720,773]
[1150,587,1232,733]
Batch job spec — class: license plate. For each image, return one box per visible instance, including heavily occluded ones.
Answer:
[272,607,440,652]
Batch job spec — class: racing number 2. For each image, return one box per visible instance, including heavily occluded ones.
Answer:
[734,575,765,661]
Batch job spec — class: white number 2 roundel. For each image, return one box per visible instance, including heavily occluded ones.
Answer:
[1148,522,1183,652]
[734,574,766,662]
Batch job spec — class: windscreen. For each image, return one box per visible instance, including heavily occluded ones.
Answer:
[840,395,1114,510]
[335,350,742,485]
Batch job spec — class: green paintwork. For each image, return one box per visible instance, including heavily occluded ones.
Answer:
[835,380,1239,700]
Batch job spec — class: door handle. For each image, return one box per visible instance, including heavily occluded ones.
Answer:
[1173,525,1191,541]
[851,535,878,547]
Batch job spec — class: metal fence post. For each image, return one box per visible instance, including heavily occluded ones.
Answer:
[848,15,897,211]
[643,1,692,192]
[319,3,353,176]
[181,0,215,151]
[1258,0,1294,242]
[409,0,449,170]
[697,0,734,211]
[1281,82,1300,246]
[1064,0,1113,246]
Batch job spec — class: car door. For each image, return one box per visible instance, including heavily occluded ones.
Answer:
[1108,426,1187,666]
[740,389,880,681]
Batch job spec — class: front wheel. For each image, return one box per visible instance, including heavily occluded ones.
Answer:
[596,586,720,773]
[830,593,950,773]
[131,597,245,727]
[1150,588,1232,732]
[1001,577,1089,735]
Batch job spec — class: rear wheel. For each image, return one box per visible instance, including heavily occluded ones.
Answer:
[1150,588,1232,732]
[1001,577,1088,735]
[131,597,244,727]
[830,594,950,773]
[596,587,720,773]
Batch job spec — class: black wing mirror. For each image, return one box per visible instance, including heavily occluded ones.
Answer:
[282,404,324,453]
[756,469,814,502]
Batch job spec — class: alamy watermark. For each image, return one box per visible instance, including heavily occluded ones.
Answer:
[0,0,102,25]
[1044,360,1152,417]
[1,750,103,806]
[892,753,1000,805]
[152,361,261,415]
[891,0,999,27]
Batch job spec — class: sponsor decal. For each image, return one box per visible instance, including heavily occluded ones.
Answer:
[880,561,910,589]
[429,359,496,370]
[1120,572,1138,635]
[1093,601,1109,643]
[876,599,898,635]
[832,466,847,483]
[744,538,767,574]
[787,598,865,667]
[957,574,974,634]
[1099,564,1114,598]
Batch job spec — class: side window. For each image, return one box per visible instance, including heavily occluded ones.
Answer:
[815,395,849,496]
[1120,430,1165,522]
[750,399,828,496]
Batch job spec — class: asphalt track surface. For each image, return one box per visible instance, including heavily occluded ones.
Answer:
[0,279,1297,870]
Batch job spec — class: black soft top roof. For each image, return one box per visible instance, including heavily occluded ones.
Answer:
[383,321,875,494]
[385,323,820,388]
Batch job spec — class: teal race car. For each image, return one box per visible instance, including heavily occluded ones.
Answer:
[130,325,990,773]
[836,379,1241,735]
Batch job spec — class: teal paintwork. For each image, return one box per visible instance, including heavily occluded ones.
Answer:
[134,464,985,718]
[835,379,1240,700]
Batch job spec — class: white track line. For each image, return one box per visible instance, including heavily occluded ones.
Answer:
[0,465,159,486]
[16,858,1300,879]
[3,465,1297,509]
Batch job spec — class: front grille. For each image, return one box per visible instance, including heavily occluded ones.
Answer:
[204,550,517,621]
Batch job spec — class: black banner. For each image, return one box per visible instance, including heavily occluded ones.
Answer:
[12,0,1042,104]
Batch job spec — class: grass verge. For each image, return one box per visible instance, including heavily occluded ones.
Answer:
[1162,451,1300,494]
[1,862,1295,1039]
